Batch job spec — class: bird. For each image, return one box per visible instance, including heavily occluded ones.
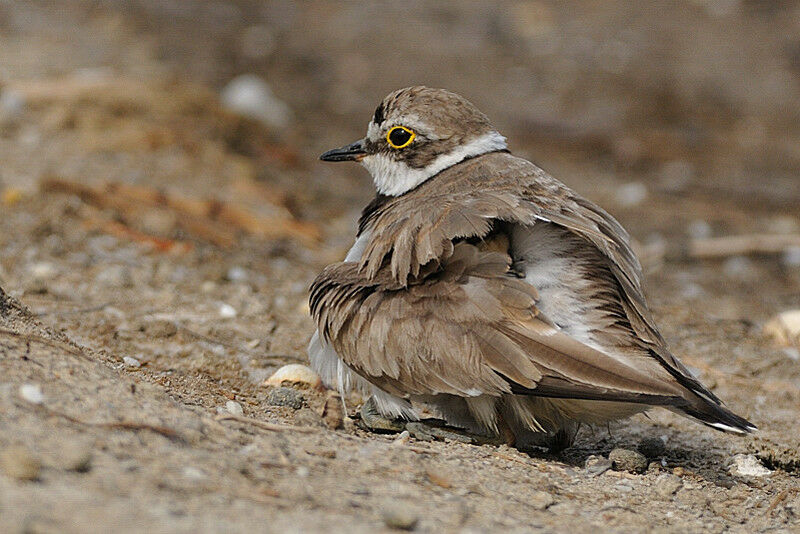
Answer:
[308,85,755,450]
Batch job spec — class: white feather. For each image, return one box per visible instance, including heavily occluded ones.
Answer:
[361,131,507,196]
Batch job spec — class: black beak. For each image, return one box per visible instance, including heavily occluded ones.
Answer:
[319,139,367,162]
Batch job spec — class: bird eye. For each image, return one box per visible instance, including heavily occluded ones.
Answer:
[386,126,415,149]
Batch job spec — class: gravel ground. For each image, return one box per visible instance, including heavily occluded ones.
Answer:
[1,2,799,532]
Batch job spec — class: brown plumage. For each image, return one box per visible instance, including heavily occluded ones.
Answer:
[310,86,755,448]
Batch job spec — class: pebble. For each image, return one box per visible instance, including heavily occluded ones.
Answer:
[0,88,25,116]
[0,445,41,480]
[637,436,666,458]
[392,431,411,445]
[584,454,613,477]
[763,309,800,348]
[609,448,648,474]
[293,407,326,428]
[122,356,141,368]
[382,507,418,531]
[266,387,305,410]
[264,364,322,389]
[225,266,248,282]
[783,246,800,267]
[528,490,555,510]
[218,303,237,318]
[729,454,771,477]
[225,400,244,416]
[220,74,290,129]
[687,219,712,239]
[615,182,647,207]
[654,474,683,497]
[19,383,44,405]
[31,262,56,280]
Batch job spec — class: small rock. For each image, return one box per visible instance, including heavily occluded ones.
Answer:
[225,400,244,416]
[584,454,613,476]
[225,266,248,282]
[122,356,141,368]
[782,246,800,267]
[1,445,41,480]
[182,466,206,481]
[382,507,418,531]
[637,437,666,458]
[31,262,56,280]
[729,454,771,477]
[392,431,411,445]
[763,310,800,348]
[266,387,305,410]
[615,182,647,207]
[294,407,326,428]
[528,490,554,510]
[220,74,290,129]
[687,219,712,239]
[321,391,344,429]
[609,448,648,474]
[218,303,237,318]
[0,88,25,116]
[655,474,683,497]
[264,364,322,389]
[19,383,44,405]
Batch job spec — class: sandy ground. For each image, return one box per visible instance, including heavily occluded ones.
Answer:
[1,2,799,532]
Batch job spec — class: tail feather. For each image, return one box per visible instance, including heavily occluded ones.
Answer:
[674,394,756,434]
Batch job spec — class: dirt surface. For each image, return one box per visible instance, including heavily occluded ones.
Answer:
[1,2,799,532]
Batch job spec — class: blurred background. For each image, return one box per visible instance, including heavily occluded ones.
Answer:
[2,0,799,219]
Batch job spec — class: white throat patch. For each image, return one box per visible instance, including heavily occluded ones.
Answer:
[361,131,507,196]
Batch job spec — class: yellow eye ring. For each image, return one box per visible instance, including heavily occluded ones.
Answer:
[386,126,416,149]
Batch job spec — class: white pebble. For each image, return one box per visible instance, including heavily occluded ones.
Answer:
[182,466,206,481]
[219,303,237,318]
[0,88,25,115]
[220,74,290,129]
[30,262,56,280]
[687,219,712,239]
[123,356,141,368]
[763,310,800,347]
[264,364,322,389]
[783,246,800,267]
[295,466,310,477]
[19,384,44,405]
[225,400,244,416]
[729,454,771,477]
[615,182,647,207]
[226,266,248,282]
